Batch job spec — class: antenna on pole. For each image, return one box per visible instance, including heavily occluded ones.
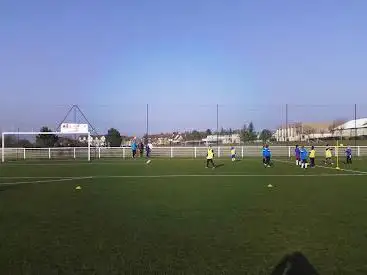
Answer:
[56,105,98,135]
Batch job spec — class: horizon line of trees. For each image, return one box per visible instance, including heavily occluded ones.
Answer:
[1,122,275,148]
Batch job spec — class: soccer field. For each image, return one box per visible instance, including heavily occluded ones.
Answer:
[1,158,367,274]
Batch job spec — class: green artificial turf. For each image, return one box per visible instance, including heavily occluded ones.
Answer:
[1,158,367,274]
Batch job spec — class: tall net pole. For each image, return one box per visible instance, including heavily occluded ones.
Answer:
[355,103,357,148]
[1,132,4,163]
[216,104,219,148]
[146,104,149,143]
[88,132,91,161]
[285,104,288,146]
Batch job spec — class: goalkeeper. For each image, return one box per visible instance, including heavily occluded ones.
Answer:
[345,146,352,164]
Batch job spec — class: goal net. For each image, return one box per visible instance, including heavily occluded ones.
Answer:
[1,131,91,162]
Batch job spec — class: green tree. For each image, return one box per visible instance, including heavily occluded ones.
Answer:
[106,128,122,147]
[259,129,273,143]
[17,139,33,147]
[205,129,212,136]
[191,130,202,140]
[0,135,18,148]
[241,124,249,143]
[36,126,59,147]
[248,122,257,141]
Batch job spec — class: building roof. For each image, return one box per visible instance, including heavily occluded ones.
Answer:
[335,118,367,130]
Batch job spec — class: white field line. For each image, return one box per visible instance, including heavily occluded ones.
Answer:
[0,176,93,186]
[96,174,366,178]
[0,176,75,179]
[0,174,366,182]
[0,174,366,186]
[0,158,254,166]
[274,159,367,174]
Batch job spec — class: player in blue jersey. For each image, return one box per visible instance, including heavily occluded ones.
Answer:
[262,145,272,167]
[345,146,352,164]
[295,145,301,166]
[131,138,138,158]
[300,146,308,169]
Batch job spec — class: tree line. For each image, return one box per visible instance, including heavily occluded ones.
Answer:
[0,123,274,148]
[0,127,129,148]
[183,122,273,143]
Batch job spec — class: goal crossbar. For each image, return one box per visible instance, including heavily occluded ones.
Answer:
[1,131,91,162]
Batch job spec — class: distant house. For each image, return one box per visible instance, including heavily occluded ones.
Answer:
[202,134,241,145]
[78,135,106,147]
[149,133,184,146]
[169,133,184,144]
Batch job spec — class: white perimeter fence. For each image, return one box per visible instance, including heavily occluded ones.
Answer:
[1,146,366,161]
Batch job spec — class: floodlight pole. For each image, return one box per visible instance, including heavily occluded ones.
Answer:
[88,132,91,161]
[354,104,357,148]
[146,104,149,142]
[285,104,288,145]
[1,132,4,163]
[216,104,219,148]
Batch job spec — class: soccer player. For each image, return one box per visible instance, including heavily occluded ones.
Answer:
[262,145,271,167]
[346,146,352,164]
[139,140,144,157]
[131,138,138,158]
[206,146,216,169]
[300,145,308,169]
[230,147,236,162]
[146,141,152,158]
[295,145,301,166]
[325,144,333,166]
[309,146,316,168]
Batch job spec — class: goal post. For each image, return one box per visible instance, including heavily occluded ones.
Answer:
[1,131,91,162]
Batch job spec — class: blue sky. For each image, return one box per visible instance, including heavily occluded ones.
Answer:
[1,0,367,135]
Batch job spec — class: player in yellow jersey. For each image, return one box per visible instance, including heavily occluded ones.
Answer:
[230,147,236,162]
[324,144,333,166]
[206,146,216,169]
[309,146,316,168]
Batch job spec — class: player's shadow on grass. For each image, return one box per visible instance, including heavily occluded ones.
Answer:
[271,251,319,275]
[215,163,225,168]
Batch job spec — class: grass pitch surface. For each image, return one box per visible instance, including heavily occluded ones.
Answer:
[1,158,367,274]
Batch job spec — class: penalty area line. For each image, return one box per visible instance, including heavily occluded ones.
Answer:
[274,159,367,174]
[1,174,366,185]
[93,174,367,179]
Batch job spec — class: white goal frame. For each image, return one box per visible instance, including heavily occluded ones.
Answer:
[1,131,91,162]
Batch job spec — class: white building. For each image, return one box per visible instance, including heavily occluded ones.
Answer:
[202,134,241,145]
[333,118,367,137]
[273,123,332,142]
[274,118,367,142]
